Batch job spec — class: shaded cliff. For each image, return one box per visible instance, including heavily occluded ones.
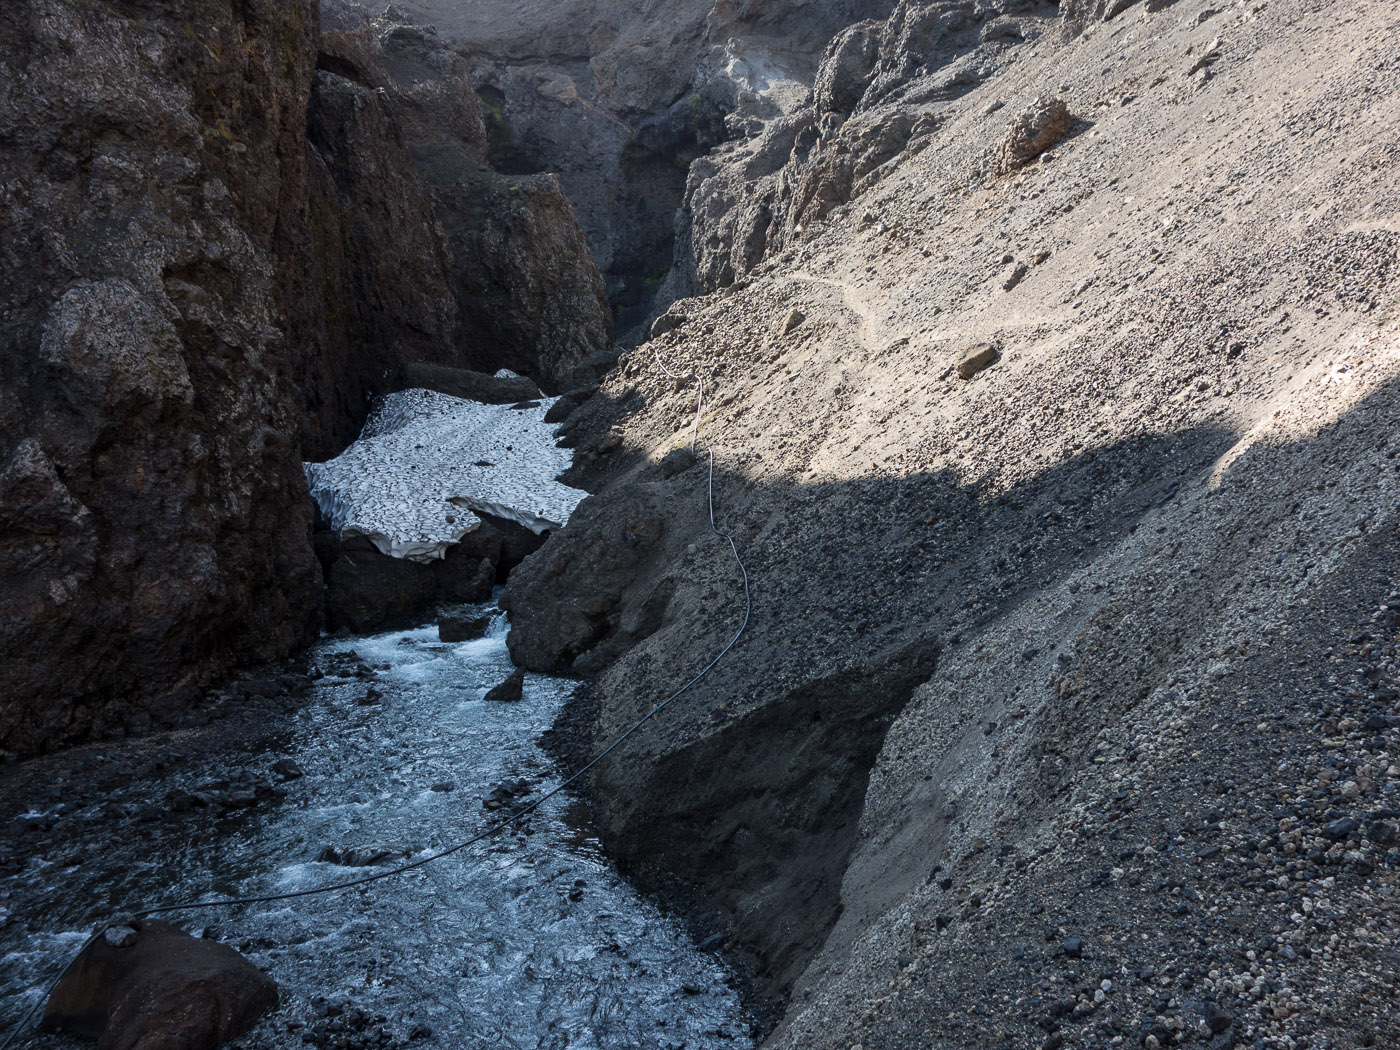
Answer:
[0,0,611,752]
[0,0,324,752]
[296,5,613,457]
[360,0,898,339]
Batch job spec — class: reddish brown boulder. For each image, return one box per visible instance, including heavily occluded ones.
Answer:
[44,920,278,1050]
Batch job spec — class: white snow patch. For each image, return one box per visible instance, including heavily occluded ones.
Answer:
[304,389,585,563]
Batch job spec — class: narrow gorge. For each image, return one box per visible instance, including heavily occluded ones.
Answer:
[3,1,1400,1049]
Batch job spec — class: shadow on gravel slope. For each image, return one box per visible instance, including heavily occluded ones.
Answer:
[507,383,1271,1022]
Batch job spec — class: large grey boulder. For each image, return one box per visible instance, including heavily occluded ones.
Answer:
[44,920,278,1050]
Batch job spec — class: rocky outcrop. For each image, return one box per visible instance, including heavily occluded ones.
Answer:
[369,0,898,339]
[331,14,612,392]
[292,45,461,458]
[992,94,1072,173]
[0,0,324,754]
[294,6,610,456]
[663,0,1062,304]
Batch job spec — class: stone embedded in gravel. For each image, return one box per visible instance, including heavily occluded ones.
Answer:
[650,312,688,339]
[1367,821,1396,844]
[956,343,998,379]
[1061,936,1083,958]
[1325,817,1360,839]
[1001,262,1030,291]
[1200,1001,1233,1034]
[484,668,525,703]
[660,447,698,478]
[44,919,277,1050]
[777,308,806,336]
[271,758,304,781]
[995,96,1072,173]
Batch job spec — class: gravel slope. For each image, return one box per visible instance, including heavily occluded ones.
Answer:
[503,0,1400,1045]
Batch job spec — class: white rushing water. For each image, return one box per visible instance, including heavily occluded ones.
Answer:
[0,606,752,1050]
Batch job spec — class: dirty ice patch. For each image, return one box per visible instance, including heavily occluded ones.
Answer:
[304,388,585,563]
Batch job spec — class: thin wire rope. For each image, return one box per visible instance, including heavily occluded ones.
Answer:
[2,379,746,1050]
[651,347,704,451]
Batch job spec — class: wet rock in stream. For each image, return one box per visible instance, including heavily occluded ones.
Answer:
[483,667,525,703]
[44,919,278,1049]
[316,844,410,868]
[436,608,492,643]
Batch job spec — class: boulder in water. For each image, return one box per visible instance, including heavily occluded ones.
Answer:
[44,919,278,1050]
[317,843,407,867]
[438,608,492,643]
[484,668,525,703]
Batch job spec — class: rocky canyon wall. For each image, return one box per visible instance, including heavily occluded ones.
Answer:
[0,0,324,753]
[361,0,898,339]
[0,0,610,753]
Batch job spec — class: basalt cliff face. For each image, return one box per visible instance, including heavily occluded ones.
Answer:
[363,0,899,339]
[505,0,1400,1045]
[0,0,325,753]
[0,0,607,753]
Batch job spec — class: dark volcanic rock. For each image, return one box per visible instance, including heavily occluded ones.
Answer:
[299,9,610,434]
[502,490,663,671]
[44,920,277,1050]
[317,843,406,867]
[325,546,440,635]
[478,513,550,579]
[438,607,493,643]
[815,21,884,114]
[0,0,323,753]
[484,667,526,703]
[322,536,496,635]
[0,0,606,754]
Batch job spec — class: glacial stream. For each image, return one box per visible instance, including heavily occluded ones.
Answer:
[0,605,752,1049]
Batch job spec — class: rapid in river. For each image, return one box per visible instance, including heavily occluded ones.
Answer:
[0,603,752,1050]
